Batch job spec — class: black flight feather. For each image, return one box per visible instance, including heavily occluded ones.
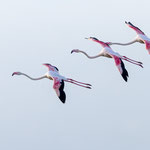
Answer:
[58,80,66,103]
[120,59,129,82]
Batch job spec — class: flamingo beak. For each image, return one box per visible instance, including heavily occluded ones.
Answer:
[12,72,17,76]
[71,50,75,54]
[85,37,90,40]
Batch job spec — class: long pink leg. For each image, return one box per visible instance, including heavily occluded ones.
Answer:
[122,58,143,68]
[67,78,92,86]
[122,56,143,64]
[65,80,91,89]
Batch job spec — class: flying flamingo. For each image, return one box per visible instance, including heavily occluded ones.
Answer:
[71,37,143,82]
[12,64,92,103]
[109,21,150,54]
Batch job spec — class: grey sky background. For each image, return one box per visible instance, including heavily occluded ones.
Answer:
[0,0,150,150]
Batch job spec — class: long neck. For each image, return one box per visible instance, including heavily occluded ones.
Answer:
[110,39,137,46]
[78,50,102,59]
[21,73,46,80]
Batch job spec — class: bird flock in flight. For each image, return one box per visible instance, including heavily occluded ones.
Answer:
[12,21,150,103]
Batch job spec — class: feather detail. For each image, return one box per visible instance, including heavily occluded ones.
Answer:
[53,78,66,103]
[113,55,129,82]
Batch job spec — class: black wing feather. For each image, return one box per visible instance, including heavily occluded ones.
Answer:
[58,80,66,103]
[120,59,129,82]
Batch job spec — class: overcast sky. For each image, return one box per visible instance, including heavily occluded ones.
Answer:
[0,0,150,150]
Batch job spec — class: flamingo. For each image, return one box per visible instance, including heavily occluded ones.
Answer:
[109,21,150,54]
[71,37,143,82]
[12,64,92,103]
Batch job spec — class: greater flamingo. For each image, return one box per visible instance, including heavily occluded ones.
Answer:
[109,21,150,54]
[71,37,143,82]
[12,64,92,103]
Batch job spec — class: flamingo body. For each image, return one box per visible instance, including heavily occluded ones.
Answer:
[12,64,91,103]
[44,64,67,103]
[97,41,129,81]
[72,37,143,82]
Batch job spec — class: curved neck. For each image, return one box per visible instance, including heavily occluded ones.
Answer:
[21,73,46,80]
[78,50,102,59]
[109,39,137,46]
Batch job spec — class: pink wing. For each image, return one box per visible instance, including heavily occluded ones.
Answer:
[125,21,145,35]
[144,41,150,54]
[97,40,110,48]
[53,77,66,103]
[126,22,150,54]
[112,55,129,82]
[90,37,110,48]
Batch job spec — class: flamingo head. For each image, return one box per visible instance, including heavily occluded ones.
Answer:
[71,49,80,54]
[85,37,99,41]
[12,72,22,76]
[43,63,59,71]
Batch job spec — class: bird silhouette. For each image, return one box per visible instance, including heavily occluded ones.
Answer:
[71,37,143,82]
[12,63,92,103]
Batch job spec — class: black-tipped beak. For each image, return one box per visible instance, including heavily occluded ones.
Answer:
[71,50,74,54]
[125,21,127,24]
[12,72,16,76]
[85,37,89,39]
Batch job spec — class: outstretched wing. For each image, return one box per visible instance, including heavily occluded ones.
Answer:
[125,22,150,53]
[112,55,129,82]
[53,78,66,103]
[125,21,145,35]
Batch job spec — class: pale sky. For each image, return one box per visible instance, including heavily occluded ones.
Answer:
[0,0,150,150]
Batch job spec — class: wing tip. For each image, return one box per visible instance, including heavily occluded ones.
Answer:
[121,73,128,82]
[59,90,66,103]
[120,59,129,82]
